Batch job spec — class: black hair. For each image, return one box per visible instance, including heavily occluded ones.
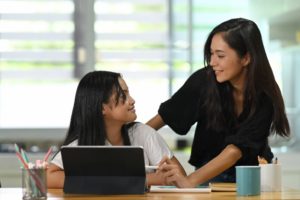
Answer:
[203,18,290,137]
[63,71,131,146]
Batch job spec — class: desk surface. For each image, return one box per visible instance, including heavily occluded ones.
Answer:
[1,188,300,200]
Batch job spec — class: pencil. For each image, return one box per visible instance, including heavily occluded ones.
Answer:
[15,151,29,169]
[15,144,46,194]
[21,148,30,163]
[14,144,29,169]
[14,143,20,153]
[43,146,52,162]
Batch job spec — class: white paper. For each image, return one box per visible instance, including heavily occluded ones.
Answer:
[150,185,211,193]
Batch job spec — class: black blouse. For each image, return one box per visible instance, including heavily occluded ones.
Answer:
[159,67,274,171]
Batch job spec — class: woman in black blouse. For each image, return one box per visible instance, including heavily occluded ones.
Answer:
[147,18,290,187]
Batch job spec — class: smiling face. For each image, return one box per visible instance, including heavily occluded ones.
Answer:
[210,33,250,87]
[102,77,137,125]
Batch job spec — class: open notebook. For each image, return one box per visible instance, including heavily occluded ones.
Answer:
[150,186,211,193]
[150,183,236,193]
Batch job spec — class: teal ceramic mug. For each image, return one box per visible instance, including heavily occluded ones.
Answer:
[236,166,261,196]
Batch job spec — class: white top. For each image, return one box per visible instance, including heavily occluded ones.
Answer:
[51,123,173,169]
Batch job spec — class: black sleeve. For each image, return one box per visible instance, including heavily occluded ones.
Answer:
[158,68,207,135]
[225,94,273,162]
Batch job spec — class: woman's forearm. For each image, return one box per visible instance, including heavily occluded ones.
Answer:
[146,114,165,130]
[188,144,242,187]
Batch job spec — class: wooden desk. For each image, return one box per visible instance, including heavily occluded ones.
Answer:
[1,188,300,200]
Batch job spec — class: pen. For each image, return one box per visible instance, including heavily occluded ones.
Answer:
[145,165,159,170]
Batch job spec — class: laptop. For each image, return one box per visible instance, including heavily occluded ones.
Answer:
[61,146,146,195]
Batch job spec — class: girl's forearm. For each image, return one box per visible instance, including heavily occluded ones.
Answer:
[146,172,165,186]
[47,170,65,189]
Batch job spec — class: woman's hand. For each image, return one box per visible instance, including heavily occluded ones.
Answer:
[158,156,194,188]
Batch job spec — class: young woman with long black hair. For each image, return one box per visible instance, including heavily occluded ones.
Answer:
[47,71,185,188]
[147,18,290,187]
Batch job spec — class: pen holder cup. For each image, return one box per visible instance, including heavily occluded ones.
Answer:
[22,168,47,200]
[260,164,282,192]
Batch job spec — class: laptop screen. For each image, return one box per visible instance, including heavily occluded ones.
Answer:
[61,146,146,194]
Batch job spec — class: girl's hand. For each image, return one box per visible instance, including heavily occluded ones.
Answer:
[157,156,193,188]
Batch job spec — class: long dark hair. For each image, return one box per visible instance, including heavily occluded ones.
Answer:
[63,71,131,146]
[203,18,290,137]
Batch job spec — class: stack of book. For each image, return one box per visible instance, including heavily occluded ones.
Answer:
[209,182,236,192]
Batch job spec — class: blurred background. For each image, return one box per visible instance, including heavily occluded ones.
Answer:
[0,0,299,188]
